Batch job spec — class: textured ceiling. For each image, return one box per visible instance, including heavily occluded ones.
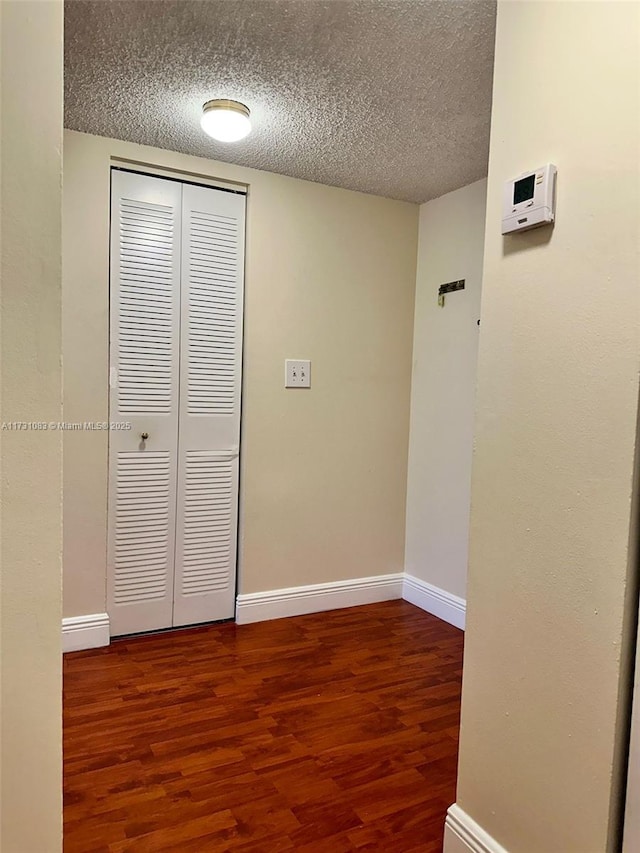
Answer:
[64,0,496,203]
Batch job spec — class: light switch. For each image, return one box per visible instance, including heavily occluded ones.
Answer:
[285,359,311,388]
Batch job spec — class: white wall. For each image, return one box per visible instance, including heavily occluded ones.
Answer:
[0,1,63,850]
[447,1,640,851]
[63,131,418,620]
[405,180,487,606]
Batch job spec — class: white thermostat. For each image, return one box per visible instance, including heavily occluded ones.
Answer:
[502,164,557,235]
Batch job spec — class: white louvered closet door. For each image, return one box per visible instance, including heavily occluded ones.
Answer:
[172,184,245,627]
[108,171,181,636]
[108,171,245,636]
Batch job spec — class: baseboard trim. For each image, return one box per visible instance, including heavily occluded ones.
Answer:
[236,573,404,625]
[402,573,466,630]
[62,573,465,643]
[62,613,110,653]
[444,804,509,853]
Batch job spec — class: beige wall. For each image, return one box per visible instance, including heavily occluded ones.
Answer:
[405,179,486,601]
[1,1,63,851]
[450,2,640,852]
[63,130,418,618]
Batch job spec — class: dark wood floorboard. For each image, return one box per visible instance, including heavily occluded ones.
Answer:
[64,600,464,852]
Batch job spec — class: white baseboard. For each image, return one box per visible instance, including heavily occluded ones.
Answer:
[62,573,465,644]
[236,573,403,625]
[62,612,110,653]
[402,573,466,630]
[444,804,509,853]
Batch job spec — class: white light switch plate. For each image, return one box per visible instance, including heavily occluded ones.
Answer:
[285,359,311,388]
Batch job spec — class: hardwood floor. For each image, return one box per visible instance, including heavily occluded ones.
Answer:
[64,600,464,852]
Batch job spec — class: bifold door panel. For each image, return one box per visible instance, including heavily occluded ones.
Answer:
[107,170,245,636]
[173,184,244,627]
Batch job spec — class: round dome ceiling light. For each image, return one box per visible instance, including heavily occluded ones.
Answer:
[200,99,251,143]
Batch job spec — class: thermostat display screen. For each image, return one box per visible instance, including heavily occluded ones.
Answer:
[513,174,535,204]
[502,164,556,235]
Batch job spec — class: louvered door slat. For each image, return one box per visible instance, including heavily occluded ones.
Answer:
[173,185,245,627]
[107,171,181,637]
[116,193,175,417]
[186,209,241,416]
[180,455,234,596]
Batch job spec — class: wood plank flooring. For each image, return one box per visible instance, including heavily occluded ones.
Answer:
[64,600,464,852]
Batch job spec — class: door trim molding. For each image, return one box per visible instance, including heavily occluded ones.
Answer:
[111,159,248,195]
[62,613,110,653]
[236,573,404,624]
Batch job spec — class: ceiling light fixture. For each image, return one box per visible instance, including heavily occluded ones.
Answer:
[200,99,251,143]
